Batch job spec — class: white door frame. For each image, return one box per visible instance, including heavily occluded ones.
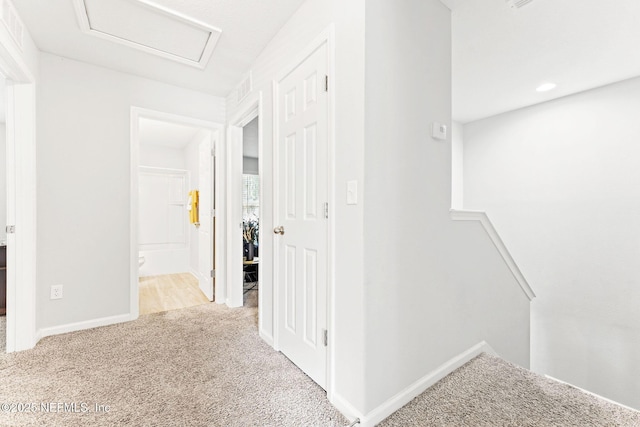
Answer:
[272,26,336,396]
[130,107,225,318]
[0,36,37,352]
[226,92,263,311]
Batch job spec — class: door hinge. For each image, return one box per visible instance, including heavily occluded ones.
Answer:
[324,202,329,219]
[211,209,216,217]
[322,329,328,347]
[325,75,329,92]
[211,147,215,157]
[211,269,216,278]
[6,225,15,234]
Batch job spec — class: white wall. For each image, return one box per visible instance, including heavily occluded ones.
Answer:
[139,145,186,170]
[138,144,190,277]
[463,76,640,409]
[36,53,225,331]
[137,168,189,277]
[363,0,530,414]
[451,121,464,209]
[226,0,367,414]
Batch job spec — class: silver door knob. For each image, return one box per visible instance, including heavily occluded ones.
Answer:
[274,226,285,235]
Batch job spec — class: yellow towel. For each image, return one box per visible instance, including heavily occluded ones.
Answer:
[189,190,199,224]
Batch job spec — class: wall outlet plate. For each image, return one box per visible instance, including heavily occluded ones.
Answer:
[50,284,63,300]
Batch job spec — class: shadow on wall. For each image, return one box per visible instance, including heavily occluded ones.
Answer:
[462,76,640,410]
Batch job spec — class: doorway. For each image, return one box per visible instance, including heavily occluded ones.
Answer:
[241,117,260,307]
[130,108,224,318]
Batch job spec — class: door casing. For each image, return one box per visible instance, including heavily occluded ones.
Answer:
[226,92,263,312]
[1,33,37,353]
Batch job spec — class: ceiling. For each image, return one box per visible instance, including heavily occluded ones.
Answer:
[139,118,204,148]
[12,0,306,97]
[447,0,640,123]
[12,1,640,123]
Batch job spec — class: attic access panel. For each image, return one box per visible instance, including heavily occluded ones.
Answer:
[72,0,221,69]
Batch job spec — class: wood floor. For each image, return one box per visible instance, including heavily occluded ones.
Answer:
[139,273,210,315]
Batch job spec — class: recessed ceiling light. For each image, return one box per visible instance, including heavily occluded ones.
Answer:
[536,83,557,92]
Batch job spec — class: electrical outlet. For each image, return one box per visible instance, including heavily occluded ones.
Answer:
[50,284,63,300]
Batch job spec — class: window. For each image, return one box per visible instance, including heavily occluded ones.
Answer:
[242,174,259,220]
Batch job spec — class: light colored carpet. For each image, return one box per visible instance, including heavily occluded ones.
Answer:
[380,352,640,426]
[0,291,348,427]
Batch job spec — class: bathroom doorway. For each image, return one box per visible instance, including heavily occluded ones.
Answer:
[130,108,224,317]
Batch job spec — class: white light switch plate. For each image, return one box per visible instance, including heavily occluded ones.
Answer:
[347,180,358,205]
[432,122,447,140]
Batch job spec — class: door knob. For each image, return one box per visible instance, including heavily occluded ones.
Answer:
[273,226,285,235]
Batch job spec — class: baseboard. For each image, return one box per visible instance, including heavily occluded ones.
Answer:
[357,341,496,427]
[35,313,135,344]
[330,393,364,426]
[545,375,640,413]
[259,329,274,348]
[192,269,214,301]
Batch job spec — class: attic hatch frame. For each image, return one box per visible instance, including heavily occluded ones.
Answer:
[71,0,222,69]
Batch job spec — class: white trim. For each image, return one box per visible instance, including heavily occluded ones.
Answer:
[226,91,262,309]
[330,393,364,427]
[272,24,335,392]
[355,342,497,427]
[325,25,337,406]
[0,10,36,352]
[35,313,135,342]
[212,125,226,305]
[450,209,536,301]
[271,79,279,352]
[544,375,640,414]
[259,330,274,348]
[130,107,224,321]
[71,0,221,69]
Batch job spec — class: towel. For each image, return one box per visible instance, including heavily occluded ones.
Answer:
[188,190,199,224]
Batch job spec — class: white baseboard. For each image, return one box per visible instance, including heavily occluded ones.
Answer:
[330,393,364,426]
[356,341,496,427]
[191,269,214,301]
[545,375,640,413]
[259,329,274,348]
[35,313,135,344]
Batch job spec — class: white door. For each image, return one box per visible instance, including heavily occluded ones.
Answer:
[198,135,214,301]
[275,42,329,388]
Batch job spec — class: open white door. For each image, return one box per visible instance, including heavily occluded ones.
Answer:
[274,42,329,388]
[197,133,214,301]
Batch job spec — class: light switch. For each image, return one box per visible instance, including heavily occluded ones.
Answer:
[431,122,447,140]
[347,180,358,205]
